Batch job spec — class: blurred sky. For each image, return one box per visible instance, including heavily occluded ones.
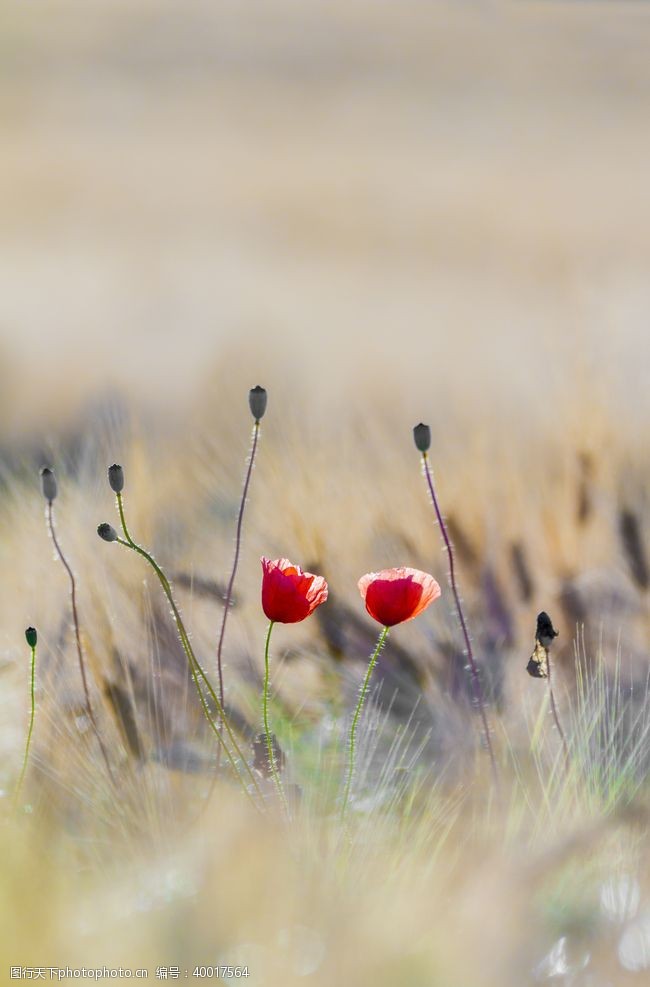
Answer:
[1,0,650,433]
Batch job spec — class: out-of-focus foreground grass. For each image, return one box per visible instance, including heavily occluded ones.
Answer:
[1,362,649,985]
[2,1,650,984]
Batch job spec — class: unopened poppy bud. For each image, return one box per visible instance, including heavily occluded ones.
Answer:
[97,522,118,542]
[40,466,57,502]
[25,627,37,649]
[413,423,431,453]
[249,385,267,422]
[108,464,124,493]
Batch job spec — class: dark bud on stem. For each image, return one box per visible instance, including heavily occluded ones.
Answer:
[535,611,559,648]
[40,466,57,502]
[413,423,431,453]
[108,464,124,493]
[25,627,37,649]
[97,522,118,542]
[249,385,267,422]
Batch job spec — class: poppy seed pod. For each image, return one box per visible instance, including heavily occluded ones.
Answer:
[413,423,431,453]
[25,627,37,649]
[108,464,124,493]
[97,522,118,542]
[40,466,58,502]
[249,385,267,422]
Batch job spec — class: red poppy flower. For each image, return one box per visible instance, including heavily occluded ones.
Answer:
[261,557,328,623]
[358,567,441,627]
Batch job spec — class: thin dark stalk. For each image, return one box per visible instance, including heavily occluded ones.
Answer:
[115,493,264,809]
[13,641,37,811]
[215,421,260,770]
[47,502,115,785]
[546,647,569,765]
[421,454,499,788]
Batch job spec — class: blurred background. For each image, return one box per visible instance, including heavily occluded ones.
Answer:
[2,0,650,432]
[2,0,650,700]
[2,2,650,985]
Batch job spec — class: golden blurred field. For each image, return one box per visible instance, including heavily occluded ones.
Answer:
[2,2,650,985]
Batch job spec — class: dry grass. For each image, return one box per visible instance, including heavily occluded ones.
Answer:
[2,1,650,984]
[0,374,649,985]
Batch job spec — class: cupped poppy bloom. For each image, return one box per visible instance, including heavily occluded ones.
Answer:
[358,566,441,627]
[261,557,328,623]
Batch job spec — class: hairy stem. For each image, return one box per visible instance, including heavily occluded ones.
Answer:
[546,646,569,766]
[215,421,260,771]
[421,454,499,788]
[115,493,264,808]
[262,620,290,817]
[47,501,115,785]
[340,625,389,823]
[13,643,37,810]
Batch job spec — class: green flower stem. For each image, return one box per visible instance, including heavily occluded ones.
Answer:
[114,493,264,809]
[262,620,290,817]
[340,625,389,823]
[13,641,37,810]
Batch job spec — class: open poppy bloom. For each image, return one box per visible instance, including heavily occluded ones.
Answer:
[358,567,441,627]
[261,557,328,623]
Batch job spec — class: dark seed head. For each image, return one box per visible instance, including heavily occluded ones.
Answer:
[108,464,124,493]
[25,627,37,649]
[40,466,57,502]
[97,522,118,543]
[413,423,431,453]
[535,611,558,646]
[527,643,548,679]
[249,385,268,422]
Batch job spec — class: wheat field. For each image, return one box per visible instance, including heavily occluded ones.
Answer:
[2,2,650,985]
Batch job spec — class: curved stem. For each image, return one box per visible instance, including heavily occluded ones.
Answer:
[115,494,264,808]
[340,625,389,823]
[215,421,260,771]
[546,647,569,766]
[47,501,115,786]
[13,643,37,810]
[421,454,499,789]
[262,620,290,817]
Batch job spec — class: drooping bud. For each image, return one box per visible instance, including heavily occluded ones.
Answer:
[97,522,118,542]
[413,423,431,453]
[25,627,37,649]
[249,385,267,422]
[535,611,559,648]
[40,466,58,502]
[108,464,124,493]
